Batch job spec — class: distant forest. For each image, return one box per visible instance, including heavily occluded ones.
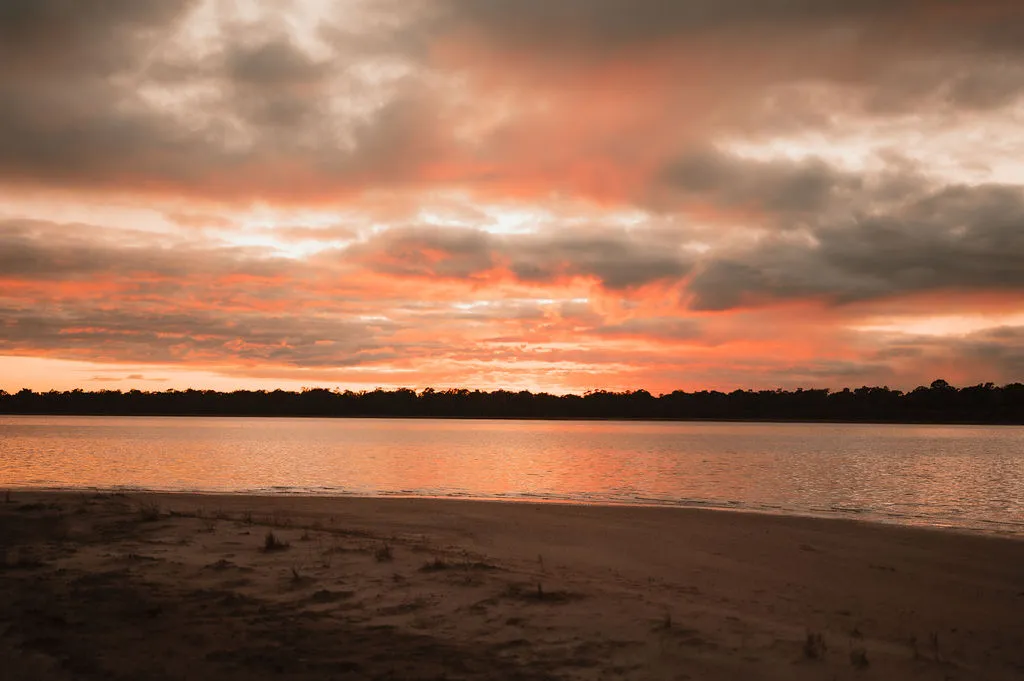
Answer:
[0,380,1022,424]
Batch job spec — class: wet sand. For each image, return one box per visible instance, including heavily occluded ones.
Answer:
[2,491,1023,680]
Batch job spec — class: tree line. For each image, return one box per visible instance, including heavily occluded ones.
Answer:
[0,380,1021,423]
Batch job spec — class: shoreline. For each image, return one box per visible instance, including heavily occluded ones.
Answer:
[3,490,1024,679]
[9,485,1024,541]
[4,412,1024,426]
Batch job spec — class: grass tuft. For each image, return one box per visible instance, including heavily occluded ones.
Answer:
[849,647,869,670]
[263,531,290,552]
[803,631,827,659]
[137,501,161,522]
[929,631,942,662]
[503,581,583,604]
[419,556,450,572]
[374,543,393,562]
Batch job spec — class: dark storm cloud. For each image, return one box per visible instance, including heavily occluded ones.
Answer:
[687,183,1024,310]
[0,2,202,184]
[0,1,443,198]
[660,148,863,216]
[224,37,335,128]
[0,0,1022,199]
[442,0,1024,118]
[351,226,694,290]
[0,0,197,75]
[507,233,691,289]
[441,0,1023,53]
[0,10,211,193]
[226,39,330,86]
[443,0,901,47]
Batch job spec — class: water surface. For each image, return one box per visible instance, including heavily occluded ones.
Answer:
[1,416,1022,534]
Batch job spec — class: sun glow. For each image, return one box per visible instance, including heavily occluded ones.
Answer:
[852,313,1024,338]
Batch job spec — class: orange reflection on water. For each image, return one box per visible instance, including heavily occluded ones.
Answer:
[1,416,1022,533]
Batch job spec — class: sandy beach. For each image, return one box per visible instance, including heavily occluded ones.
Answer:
[2,492,1022,680]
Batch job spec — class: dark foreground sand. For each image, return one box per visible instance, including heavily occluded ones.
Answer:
[1,492,1022,680]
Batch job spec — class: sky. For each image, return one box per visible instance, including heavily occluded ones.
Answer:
[1,0,1023,394]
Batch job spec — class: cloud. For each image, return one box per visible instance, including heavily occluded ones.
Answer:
[350,226,694,290]
[862,325,1024,386]
[435,0,1024,171]
[439,1,1024,73]
[0,0,1018,205]
[588,317,702,342]
[0,219,289,281]
[686,182,1024,310]
[87,374,168,382]
[0,305,395,367]
[0,218,400,368]
[0,0,198,76]
[0,1,451,201]
[1,1,1023,393]
[224,37,334,128]
[961,327,1024,379]
[657,148,865,216]
[441,0,915,47]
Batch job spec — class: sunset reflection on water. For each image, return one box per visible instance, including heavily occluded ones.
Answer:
[1,416,1022,533]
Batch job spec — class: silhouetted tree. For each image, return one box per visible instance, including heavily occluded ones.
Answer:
[0,381,1020,423]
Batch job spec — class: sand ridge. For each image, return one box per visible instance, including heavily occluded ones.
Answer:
[1,491,1023,680]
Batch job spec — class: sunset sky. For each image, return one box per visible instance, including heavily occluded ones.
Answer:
[2,0,1023,394]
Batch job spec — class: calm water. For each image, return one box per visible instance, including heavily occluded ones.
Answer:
[1,416,1023,534]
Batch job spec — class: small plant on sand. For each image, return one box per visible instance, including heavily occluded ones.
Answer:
[420,556,450,572]
[929,631,942,662]
[137,501,161,522]
[300,529,311,542]
[804,631,827,659]
[375,543,394,562]
[849,647,869,670]
[263,530,290,552]
[658,611,673,631]
[504,581,582,604]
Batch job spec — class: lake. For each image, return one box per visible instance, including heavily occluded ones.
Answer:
[1,415,1022,534]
